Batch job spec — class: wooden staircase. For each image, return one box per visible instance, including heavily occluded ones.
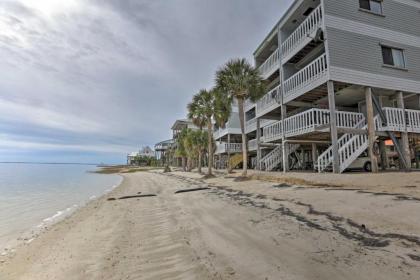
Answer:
[229,154,243,169]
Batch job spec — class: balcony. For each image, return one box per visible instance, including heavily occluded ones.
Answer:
[213,126,242,140]
[258,48,280,80]
[281,5,323,64]
[256,85,281,118]
[215,142,242,154]
[245,118,257,134]
[283,53,328,104]
[248,139,258,151]
[376,107,420,133]
[245,99,256,111]
[263,109,364,142]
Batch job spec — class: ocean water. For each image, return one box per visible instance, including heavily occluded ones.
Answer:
[0,163,122,253]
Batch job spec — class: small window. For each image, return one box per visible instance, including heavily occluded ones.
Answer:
[359,0,383,14]
[381,46,406,69]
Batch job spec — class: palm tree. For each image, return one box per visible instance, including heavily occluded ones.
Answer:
[216,58,265,176]
[187,96,207,173]
[175,128,188,171]
[189,89,229,176]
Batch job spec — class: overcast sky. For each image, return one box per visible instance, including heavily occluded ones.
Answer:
[0,0,292,164]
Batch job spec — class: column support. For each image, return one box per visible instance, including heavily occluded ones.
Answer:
[312,143,317,171]
[281,104,288,172]
[327,81,340,173]
[227,134,231,172]
[396,91,411,169]
[256,118,261,170]
[379,141,389,170]
[365,87,379,173]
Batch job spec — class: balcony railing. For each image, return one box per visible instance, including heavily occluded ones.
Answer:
[281,5,323,61]
[248,139,258,151]
[376,107,420,133]
[258,48,280,80]
[245,99,256,111]
[245,118,257,133]
[283,53,328,103]
[263,109,364,142]
[215,143,242,154]
[256,85,281,117]
[407,109,420,133]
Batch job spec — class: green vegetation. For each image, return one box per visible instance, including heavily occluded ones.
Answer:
[182,58,264,176]
[187,89,230,176]
[175,128,209,173]
[215,58,266,176]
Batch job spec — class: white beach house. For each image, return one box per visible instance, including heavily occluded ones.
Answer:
[242,0,420,173]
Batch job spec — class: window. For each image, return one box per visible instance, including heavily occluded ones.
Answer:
[359,0,383,14]
[381,46,406,69]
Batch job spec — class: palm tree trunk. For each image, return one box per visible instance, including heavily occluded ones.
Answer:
[198,151,202,173]
[207,120,213,176]
[182,157,186,171]
[237,98,248,176]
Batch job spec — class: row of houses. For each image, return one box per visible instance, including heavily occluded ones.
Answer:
[156,0,420,173]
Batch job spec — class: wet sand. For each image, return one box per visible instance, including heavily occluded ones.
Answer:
[1,170,419,279]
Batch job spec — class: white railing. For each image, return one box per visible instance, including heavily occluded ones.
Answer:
[258,48,280,79]
[259,144,300,171]
[380,107,406,132]
[256,85,281,116]
[338,126,369,173]
[248,139,258,151]
[245,99,255,111]
[407,109,420,133]
[317,118,366,172]
[263,120,282,142]
[283,53,328,102]
[281,5,323,60]
[215,143,242,154]
[260,145,282,171]
[245,118,257,133]
[375,107,420,133]
[283,108,330,138]
[263,109,364,142]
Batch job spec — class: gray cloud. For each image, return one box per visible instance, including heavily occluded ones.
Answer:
[0,0,292,163]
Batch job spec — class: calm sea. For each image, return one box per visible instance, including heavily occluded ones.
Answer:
[0,163,122,253]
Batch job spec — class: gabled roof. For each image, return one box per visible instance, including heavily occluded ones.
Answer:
[171,119,193,130]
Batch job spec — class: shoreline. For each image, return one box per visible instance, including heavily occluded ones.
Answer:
[0,173,124,261]
[1,171,419,279]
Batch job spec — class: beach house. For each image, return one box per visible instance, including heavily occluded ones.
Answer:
[244,0,420,173]
[170,119,200,167]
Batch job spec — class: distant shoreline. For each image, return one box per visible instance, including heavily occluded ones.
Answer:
[0,162,110,166]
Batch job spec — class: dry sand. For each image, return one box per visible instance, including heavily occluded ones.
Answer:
[0,170,419,279]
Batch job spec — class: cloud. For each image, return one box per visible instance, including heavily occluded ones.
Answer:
[0,0,291,163]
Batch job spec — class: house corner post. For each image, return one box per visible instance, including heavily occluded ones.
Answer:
[256,118,261,170]
[327,81,340,173]
[396,91,411,170]
[365,87,379,173]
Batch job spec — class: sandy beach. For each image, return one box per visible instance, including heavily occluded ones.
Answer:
[1,170,419,279]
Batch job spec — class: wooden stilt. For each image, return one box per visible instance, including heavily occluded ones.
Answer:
[327,81,340,173]
[396,91,411,169]
[256,118,261,170]
[379,140,389,170]
[227,134,231,172]
[365,87,379,173]
[281,104,288,172]
[312,143,317,171]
